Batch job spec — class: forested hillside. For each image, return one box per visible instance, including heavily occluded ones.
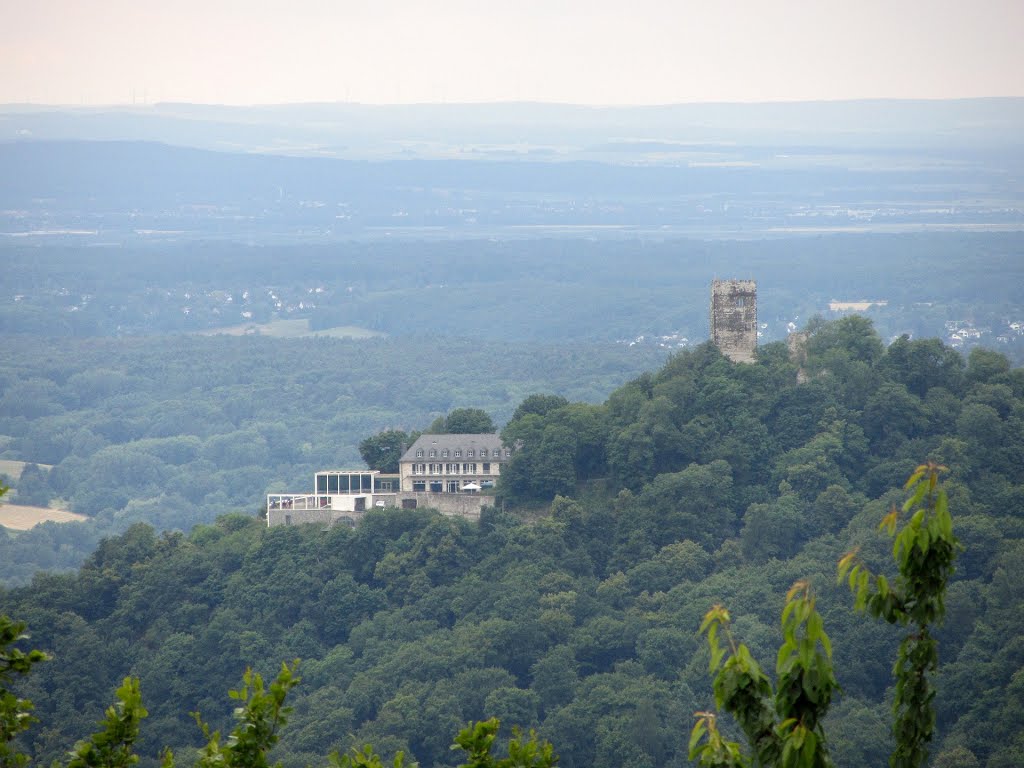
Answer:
[2,318,1022,768]
[0,334,665,584]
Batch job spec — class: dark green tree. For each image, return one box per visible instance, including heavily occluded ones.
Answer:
[806,315,885,367]
[964,347,1010,385]
[359,431,416,473]
[509,395,570,423]
[10,464,52,508]
[431,409,497,435]
[0,613,49,768]
[879,336,965,397]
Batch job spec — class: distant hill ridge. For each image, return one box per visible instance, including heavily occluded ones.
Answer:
[3,97,1024,154]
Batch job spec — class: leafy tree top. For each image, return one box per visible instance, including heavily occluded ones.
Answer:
[428,409,497,435]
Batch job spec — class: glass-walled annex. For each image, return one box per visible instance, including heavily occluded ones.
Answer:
[266,470,400,518]
[314,471,398,494]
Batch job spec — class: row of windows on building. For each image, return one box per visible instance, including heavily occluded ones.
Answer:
[414,447,509,459]
[410,462,493,475]
[411,480,484,492]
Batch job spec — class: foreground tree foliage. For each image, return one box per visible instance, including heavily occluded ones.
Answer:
[66,678,147,768]
[1,623,309,768]
[691,463,957,768]
[692,581,838,768]
[0,615,48,768]
[0,463,980,768]
[187,663,300,768]
[840,463,957,768]
[0,632,556,768]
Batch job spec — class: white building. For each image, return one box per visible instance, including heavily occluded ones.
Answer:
[266,448,503,528]
[399,433,509,494]
[266,469,399,527]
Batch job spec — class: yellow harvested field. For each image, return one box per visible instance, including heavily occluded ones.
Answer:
[828,300,889,311]
[0,459,53,481]
[196,318,385,339]
[0,504,86,531]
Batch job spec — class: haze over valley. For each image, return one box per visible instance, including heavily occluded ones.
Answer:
[3,100,1023,241]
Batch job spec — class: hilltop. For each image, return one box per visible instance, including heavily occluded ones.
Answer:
[2,318,1022,768]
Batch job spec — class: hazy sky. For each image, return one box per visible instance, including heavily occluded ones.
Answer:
[3,0,1022,105]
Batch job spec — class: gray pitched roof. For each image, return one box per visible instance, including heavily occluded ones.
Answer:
[400,433,505,462]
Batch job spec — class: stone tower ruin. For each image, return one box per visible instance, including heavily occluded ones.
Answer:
[710,279,758,363]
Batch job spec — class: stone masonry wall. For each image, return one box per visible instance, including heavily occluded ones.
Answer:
[266,493,489,527]
[395,492,488,521]
[711,279,758,363]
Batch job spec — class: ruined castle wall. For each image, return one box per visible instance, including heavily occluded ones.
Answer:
[710,279,758,363]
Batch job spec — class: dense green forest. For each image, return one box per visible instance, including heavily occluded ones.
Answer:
[0,334,665,584]
[2,318,1022,768]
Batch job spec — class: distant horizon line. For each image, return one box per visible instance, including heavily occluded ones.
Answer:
[3,95,1024,111]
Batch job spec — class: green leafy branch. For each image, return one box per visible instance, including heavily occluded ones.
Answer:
[187,661,300,768]
[696,605,776,767]
[66,678,147,768]
[691,584,837,768]
[689,712,746,768]
[838,462,957,768]
[329,744,408,768]
[0,616,50,768]
[451,718,557,768]
[774,582,837,768]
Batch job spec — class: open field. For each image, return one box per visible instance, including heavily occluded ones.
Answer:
[0,459,53,481]
[0,504,86,531]
[197,318,385,339]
